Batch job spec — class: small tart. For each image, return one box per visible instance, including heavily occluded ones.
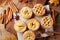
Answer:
[27,18,40,31]
[20,7,32,19]
[41,16,53,29]
[14,20,26,32]
[33,4,45,16]
[23,31,35,40]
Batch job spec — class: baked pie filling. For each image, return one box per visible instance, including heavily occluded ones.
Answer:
[28,18,40,31]
[41,16,53,28]
[14,20,26,32]
[33,4,45,16]
[23,31,35,40]
[20,7,32,18]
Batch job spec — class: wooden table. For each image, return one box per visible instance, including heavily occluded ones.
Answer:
[5,0,60,40]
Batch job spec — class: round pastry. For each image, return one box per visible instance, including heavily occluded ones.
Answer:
[14,20,26,32]
[41,16,53,29]
[33,4,45,16]
[20,7,33,19]
[27,18,40,31]
[23,31,35,40]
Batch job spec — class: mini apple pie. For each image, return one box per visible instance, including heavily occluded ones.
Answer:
[14,20,27,32]
[20,7,33,19]
[33,4,45,16]
[27,18,40,31]
[23,31,35,40]
[41,16,53,29]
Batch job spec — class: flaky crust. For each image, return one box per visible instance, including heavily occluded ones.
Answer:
[33,4,45,16]
[20,7,33,19]
[14,20,27,32]
[41,16,53,29]
[23,31,35,40]
[27,18,40,31]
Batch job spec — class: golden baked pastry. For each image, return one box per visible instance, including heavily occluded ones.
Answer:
[14,20,27,32]
[23,31,35,40]
[33,4,45,16]
[41,16,53,29]
[49,0,59,6]
[20,7,33,19]
[27,18,40,31]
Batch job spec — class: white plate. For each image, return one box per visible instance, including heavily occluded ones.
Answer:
[13,5,54,40]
